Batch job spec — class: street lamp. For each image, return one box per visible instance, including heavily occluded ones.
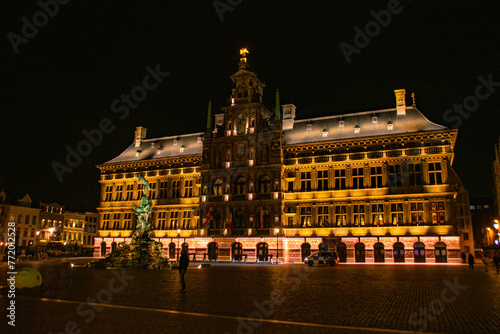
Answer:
[177,229,181,261]
[275,228,280,264]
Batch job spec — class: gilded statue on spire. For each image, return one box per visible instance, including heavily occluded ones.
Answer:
[411,92,416,105]
[240,48,249,63]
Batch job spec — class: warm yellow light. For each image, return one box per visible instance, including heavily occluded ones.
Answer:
[275,228,280,233]
[240,48,249,57]
[177,229,181,234]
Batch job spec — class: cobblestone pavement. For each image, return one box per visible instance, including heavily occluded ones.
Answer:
[1,259,500,334]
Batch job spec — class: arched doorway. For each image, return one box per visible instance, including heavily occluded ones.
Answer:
[374,242,385,263]
[337,243,347,263]
[208,242,218,261]
[301,243,311,260]
[168,242,176,259]
[393,242,405,263]
[100,242,106,257]
[434,242,447,263]
[414,242,426,263]
[355,243,365,263]
[111,242,117,253]
[232,242,243,261]
[257,242,269,262]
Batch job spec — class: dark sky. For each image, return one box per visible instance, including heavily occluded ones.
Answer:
[2,1,500,211]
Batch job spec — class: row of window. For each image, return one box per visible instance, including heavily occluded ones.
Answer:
[290,201,446,227]
[103,180,196,202]
[288,163,442,192]
[101,211,195,230]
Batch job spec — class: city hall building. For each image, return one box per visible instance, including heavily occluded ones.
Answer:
[94,51,474,264]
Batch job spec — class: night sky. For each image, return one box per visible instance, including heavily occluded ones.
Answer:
[2,1,500,212]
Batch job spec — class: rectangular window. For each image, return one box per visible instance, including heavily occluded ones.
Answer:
[113,213,121,230]
[335,205,347,226]
[317,170,328,191]
[169,211,179,229]
[287,181,294,192]
[410,202,424,225]
[159,182,168,199]
[408,163,422,186]
[334,169,346,190]
[25,215,30,224]
[389,164,402,187]
[431,201,445,224]
[156,211,167,230]
[149,183,156,199]
[136,183,143,199]
[353,205,365,226]
[352,168,364,189]
[115,185,123,201]
[172,180,181,198]
[182,211,192,229]
[317,206,329,227]
[300,207,312,227]
[102,214,110,230]
[125,184,134,200]
[390,202,404,225]
[428,162,443,185]
[105,186,113,201]
[370,166,382,188]
[184,180,193,198]
[463,233,469,241]
[123,213,132,230]
[32,216,36,225]
[300,172,311,192]
[371,204,384,225]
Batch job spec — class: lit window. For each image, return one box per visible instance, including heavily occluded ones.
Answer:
[322,129,328,137]
[372,116,378,123]
[180,145,185,153]
[307,123,312,131]
[339,120,344,127]
[354,125,360,134]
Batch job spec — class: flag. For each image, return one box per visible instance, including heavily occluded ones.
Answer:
[260,205,264,231]
[204,205,213,226]
[228,206,233,234]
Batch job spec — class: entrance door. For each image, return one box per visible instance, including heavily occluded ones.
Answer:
[414,242,426,263]
[337,243,347,263]
[393,242,405,263]
[355,243,365,263]
[434,242,447,263]
[301,243,311,261]
[257,243,269,262]
[374,242,385,263]
[208,242,218,261]
[232,242,243,261]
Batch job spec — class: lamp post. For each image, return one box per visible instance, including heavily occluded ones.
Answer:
[177,229,181,261]
[275,228,280,264]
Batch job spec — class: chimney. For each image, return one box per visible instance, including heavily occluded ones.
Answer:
[282,104,297,130]
[134,126,147,147]
[394,89,406,116]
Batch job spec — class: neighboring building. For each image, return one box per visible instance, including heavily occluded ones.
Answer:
[494,139,500,222]
[95,50,474,263]
[63,211,85,253]
[84,212,99,256]
[39,202,65,244]
[470,197,497,254]
[0,193,41,256]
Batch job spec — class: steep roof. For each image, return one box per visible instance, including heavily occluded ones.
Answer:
[283,107,448,145]
[105,132,204,164]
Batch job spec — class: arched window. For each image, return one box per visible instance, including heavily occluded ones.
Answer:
[355,243,365,263]
[100,242,106,257]
[232,242,243,261]
[235,210,246,229]
[414,242,426,263]
[393,242,405,263]
[168,242,176,259]
[235,176,247,194]
[213,178,223,196]
[257,243,269,262]
[208,242,218,261]
[337,243,347,262]
[434,242,447,263]
[374,242,385,263]
[213,210,222,229]
[261,145,269,163]
[111,242,117,253]
[259,175,271,193]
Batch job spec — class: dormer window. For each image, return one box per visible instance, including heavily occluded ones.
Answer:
[372,116,378,124]
[307,123,312,131]
[180,145,185,153]
[173,138,178,146]
[156,147,163,155]
[322,129,328,137]
[387,121,394,130]
[197,136,202,144]
[151,142,156,148]
[135,150,141,157]
[354,125,360,134]
[339,120,345,127]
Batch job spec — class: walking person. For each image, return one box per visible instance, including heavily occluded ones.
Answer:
[493,252,500,274]
[461,252,466,264]
[468,253,475,269]
[179,249,189,292]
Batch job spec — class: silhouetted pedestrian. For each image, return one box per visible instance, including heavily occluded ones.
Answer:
[461,252,466,263]
[493,252,500,274]
[179,249,189,291]
[468,253,475,269]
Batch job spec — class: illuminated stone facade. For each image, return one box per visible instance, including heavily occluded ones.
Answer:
[95,52,474,263]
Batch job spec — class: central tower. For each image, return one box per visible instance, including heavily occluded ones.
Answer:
[201,49,283,240]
